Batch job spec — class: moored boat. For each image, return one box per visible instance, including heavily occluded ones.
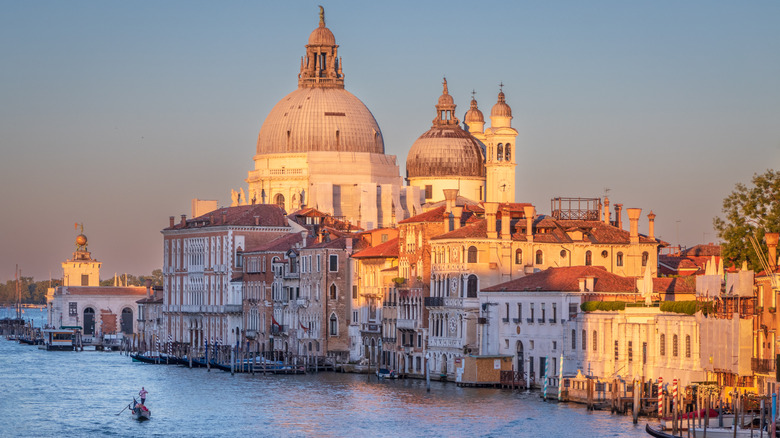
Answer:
[131,400,151,421]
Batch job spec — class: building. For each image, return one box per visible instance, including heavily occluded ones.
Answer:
[161,204,293,349]
[244,8,418,229]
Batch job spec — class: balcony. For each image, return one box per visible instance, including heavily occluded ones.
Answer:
[295,299,309,307]
[537,318,545,324]
[397,319,417,330]
[424,297,445,307]
[501,317,510,323]
[428,337,463,349]
[526,318,534,324]
[245,330,258,339]
[223,304,242,313]
[382,337,396,344]
[548,318,557,324]
[512,318,522,323]
[271,325,289,336]
[362,324,380,333]
[752,357,776,374]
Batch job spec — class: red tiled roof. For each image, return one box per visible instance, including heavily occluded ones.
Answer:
[681,244,721,257]
[244,232,304,253]
[61,286,148,296]
[398,204,482,225]
[166,204,288,230]
[352,238,399,259]
[482,266,636,293]
[307,235,368,251]
[653,277,696,293]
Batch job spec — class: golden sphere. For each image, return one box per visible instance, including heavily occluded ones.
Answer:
[76,234,88,246]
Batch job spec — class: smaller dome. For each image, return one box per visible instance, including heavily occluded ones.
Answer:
[438,93,454,106]
[491,91,512,118]
[464,98,484,123]
[309,25,336,46]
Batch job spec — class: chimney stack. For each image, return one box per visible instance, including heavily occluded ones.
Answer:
[221,209,227,224]
[145,278,152,297]
[485,203,499,239]
[766,232,779,270]
[627,208,641,244]
[169,216,175,228]
[443,189,458,214]
[614,204,623,229]
[346,237,353,253]
[501,206,511,240]
[603,197,611,225]
[442,210,451,232]
[452,206,463,230]
[254,215,260,226]
[523,205,535,242]
[647,211,656,240]
[180,214,187,226]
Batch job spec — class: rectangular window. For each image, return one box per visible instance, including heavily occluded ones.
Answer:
[352,285,357,299]
[614,340,619,362]
[417,334,422,347]
[552,303,557,323]
[329,254,338,272]
[425,185,433,199]
[69,302,77,316]
[571,330,576,350]
[81,274,89,286]
[517,303,522,320]
[628,341,633,362]
[582,330,587,350]
[642,342,647,364]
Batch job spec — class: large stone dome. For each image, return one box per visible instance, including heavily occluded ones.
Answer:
[406,127,485,178]
[256,87,384,155]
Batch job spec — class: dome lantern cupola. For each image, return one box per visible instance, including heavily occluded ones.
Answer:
[490,83,513,128]
[299,6,344,89]
[463,90,485,134]
[433,78,459,126]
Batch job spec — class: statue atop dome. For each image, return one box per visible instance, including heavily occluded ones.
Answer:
[299,6,343,89]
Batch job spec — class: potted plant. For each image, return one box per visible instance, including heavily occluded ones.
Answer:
[769,307,776,314]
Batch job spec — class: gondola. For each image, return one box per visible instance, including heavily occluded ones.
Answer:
[645,424,680,438]
[130,399,151,421]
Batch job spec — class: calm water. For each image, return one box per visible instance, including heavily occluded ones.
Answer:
[1,309,647,437]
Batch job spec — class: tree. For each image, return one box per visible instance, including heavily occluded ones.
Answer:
[713,169,780,271]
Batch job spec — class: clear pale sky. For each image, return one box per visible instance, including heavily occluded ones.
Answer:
[1,1,778,281]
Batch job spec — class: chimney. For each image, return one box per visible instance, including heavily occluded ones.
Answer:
[766,233,779,270]
[578,278,586,292]
[210,213,215,225]
[614,204,623,229]
[484,203,499,239]
[443,189,458,214]
[169,216,175,228]
[523,205,535,242]
[301,231,308,248]
[221,209,227,224]
[443,211,451,232]
[145,278,152,297]
[603,197,611,225]
[180,214,187,226]
[452,206,463,230]
[346,237,353,253]
[647,211,656,240]
[254,215,260,226]
[627,208,641,244]
[501,207,511,240]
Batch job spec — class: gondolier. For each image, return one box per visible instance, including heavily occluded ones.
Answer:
[139,387,148,404]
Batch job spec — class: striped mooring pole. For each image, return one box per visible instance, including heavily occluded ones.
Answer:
[543,356,549,400]
[672,378,678,413]
[557,355,564,401]
[657,377,663,417]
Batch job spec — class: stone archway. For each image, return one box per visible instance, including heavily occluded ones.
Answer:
[83,307,96,335]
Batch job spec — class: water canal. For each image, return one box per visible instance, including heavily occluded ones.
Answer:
[1,309,646,437]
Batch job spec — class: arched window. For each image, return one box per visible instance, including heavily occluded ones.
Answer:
[660,334,666,356]
[496,143,503,161]
[329,314,338,336]
[535,250,543,265]
[467,246,478,264]
[616,252,624,267]
[673,334,679,357]
[515,248,523,264]
[582,330,587,350]
[120,308,133,334]
[585,250,592,266]
[685,335,691,358]
[642,251,649,267]
[274,194,285,209]
[83,308,95,335]
[505,143,511,161]
[467,274,478,298]
[329,284,337,300]
[592,331,598,352]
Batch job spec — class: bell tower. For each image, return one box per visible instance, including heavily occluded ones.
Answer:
[484,85,518,203]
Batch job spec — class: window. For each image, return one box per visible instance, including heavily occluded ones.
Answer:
[643,342,647,364]
[505,303,509,321]
[328,254,338,272]
[497,143,503,161]
[530,303,535,320]
[381,234,388,243]
[628,341,633,362]
[571,330,576,350]
[569,302,578,319]
[642,251,649,267]
[467,275,478,298]
[685,335,691,358]
[467,246,478,264]
[582,330,587,350]
[614,340,619,362]
[593,331,598,352]
[517,303,522,320]
[515,249,522,264]
[673,334,679,357]
[275,193,285,209]
[329,314,338,336]
[330,284,337,300]
[616,252,624,267]
[425,185,433,200]
[552,303,557,322]
[81,274,89,286]
[585,251,592,266]
[541,303,546,321]
[535,250,543,265]
[69,302,77,316]
[660,334,666,356]
[316,254,321,272]
[352,285,357,299]
[505,144,511,161]
[552,341,557,350]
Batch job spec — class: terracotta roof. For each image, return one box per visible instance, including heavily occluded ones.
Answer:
[166,204,288,230]
[653,277,696,294]
[398,204,482,225]
[307,235,368,251]
[61,286,148,296]
[482,266,636,293]
[681,244,721,257]
[136,295,163,304]
[352,238,399,259]
[433,214,661,245]
[244,232,304,253]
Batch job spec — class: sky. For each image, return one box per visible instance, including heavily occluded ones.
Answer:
[1,1,778,281]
